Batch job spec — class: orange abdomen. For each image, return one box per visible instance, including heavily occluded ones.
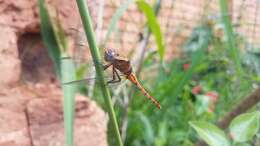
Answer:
[127,73,161,109]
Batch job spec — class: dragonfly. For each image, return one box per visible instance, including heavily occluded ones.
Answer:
[64,48,161,109]
[103,48,161,109]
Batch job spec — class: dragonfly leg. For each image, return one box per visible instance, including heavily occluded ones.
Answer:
[107,67,116,84]
[114,68,121,82]
[107,67,121,84]
[103,63,112,70]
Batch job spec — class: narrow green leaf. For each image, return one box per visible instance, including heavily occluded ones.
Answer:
[61,55,77,146]
[155,120,167,146]
[51,13,68,52]
[137,112,155,145]
[38,0,61,77]
[39,1,76,146]
[190,121,231,146]
[103,0,133,46]
[229,111,260,142]
[75,0,123,146]
[136,0,165,60]
[219,0,243,76]
[159,36,209,108]
[235,143,252,146]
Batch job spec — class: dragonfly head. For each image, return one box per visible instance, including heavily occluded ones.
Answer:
[104,48,119,62]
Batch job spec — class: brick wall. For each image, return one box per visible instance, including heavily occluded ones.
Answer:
[87,0,260,58]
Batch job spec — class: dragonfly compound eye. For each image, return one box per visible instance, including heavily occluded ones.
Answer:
[104,49,116,61]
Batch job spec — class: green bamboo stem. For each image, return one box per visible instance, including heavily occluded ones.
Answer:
[75,0,123,146]
[219,0,242,76]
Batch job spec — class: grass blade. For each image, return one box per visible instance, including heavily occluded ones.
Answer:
[136,0,165,60]
[75,0,123,146]
[159,29,210,108]
[137,112,155,145]
[61,56,77,146]
[103,0,133,46]
[38,1,76,145]
[219,0,243,76]
[50,11,69,52]
[38,0,61,77]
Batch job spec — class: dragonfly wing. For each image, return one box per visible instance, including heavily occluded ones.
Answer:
[62,74,126,85]
[62,76,98,85]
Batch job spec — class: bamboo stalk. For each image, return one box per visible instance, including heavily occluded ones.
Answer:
[75,0,123,146]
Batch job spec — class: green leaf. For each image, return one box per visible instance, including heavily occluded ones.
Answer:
[190,121,230,146]
[103,0,133,45]
[136,0,165,60]
[159,39,208,107]
[61,55,77,146]
[38,0,61,77]
[235,143,253,146]
[219,0,243,76]
[49,7,68,52]
[39,1,76,146]
[229,111,260,143]
[76,0,123,145]
[137,112,155,145]
[155,120,167,146]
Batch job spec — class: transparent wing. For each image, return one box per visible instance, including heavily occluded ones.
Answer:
[66,27,124,89]
[62,74,125,85]
[70,27,88,67]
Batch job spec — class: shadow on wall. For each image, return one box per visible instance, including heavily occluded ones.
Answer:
[17,33,56,84]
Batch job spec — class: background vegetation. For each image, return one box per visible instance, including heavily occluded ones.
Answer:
[39,0,260,146]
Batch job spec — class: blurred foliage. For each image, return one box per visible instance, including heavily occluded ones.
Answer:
[190,111,260,146]
[119,12,258,146]
[84,4,259,145]
[38,0,61,77]
[38,0,260,145]
[137,0,165,60]
[38,1,77,146]
[103,0,133,46]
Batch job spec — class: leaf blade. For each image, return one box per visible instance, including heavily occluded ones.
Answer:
[190,121,231,146]
[103,0,133,45]
[136,0,165,60]
[61,56,77,146]
[229,111,260,142]
[38,0,61,77]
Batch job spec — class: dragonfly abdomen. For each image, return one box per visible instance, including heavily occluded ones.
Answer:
[127,74,161,109]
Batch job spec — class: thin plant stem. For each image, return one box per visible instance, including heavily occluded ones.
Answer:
[75,0,123,146]
[133,0,162,76]
[120,0,162,141]
[251,0,259,47]
[219,0,242,76]
[87,0,105,98]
